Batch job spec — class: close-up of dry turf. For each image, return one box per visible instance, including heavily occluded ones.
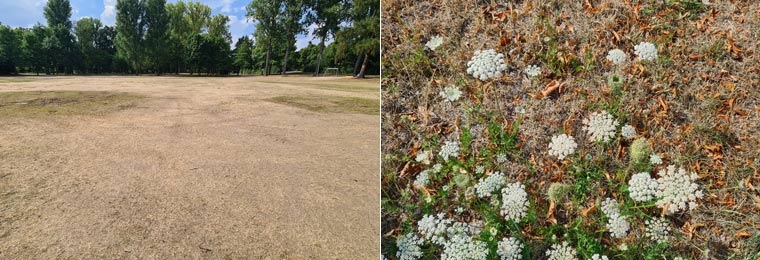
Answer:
[381,0,760,259]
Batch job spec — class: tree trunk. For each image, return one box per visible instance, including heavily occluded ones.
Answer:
[281,37,291,75]
[356,52,369,79]
[353,53,363,75]
[313,36,326,76]
[264,37,272,76]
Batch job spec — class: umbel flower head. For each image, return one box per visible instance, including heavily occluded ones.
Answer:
[524,65,541,77]
[656,165,704,214]
[474,172,506,198]
[634,42,658,61]
[628,172,658,202]
[546,241,577,260]
[425,35,444,50]
[591,254,609,260]
[439,86,462,102]
[650,154,663,165]
[582,111,618,143]
[606,49,627,65]
[396,233,423,260]
[413,170,431,188]
[500,182,528,222]
[497,237,523,260]
[439,141,460,161]
[644,217,671,243]
[548,134,577,160]
[466,49,508,81]
[441,234,489,260]
[601,198,629,239]
[415,150,430,164]
[621,124,636,139]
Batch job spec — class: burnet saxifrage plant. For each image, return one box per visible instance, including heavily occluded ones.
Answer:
[466,49,507,81]
[474,172,506,198]
[497,237,523,260]
[655,165,704,214]
[548,134,577,160]
[601,198,630,239]
[633,42,658,62]
[387,31,706,260]
[582,111,618,143]
[500,182,529,222]
[546,241,577,260]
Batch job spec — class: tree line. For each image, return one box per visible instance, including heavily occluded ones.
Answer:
[0,0,379,77]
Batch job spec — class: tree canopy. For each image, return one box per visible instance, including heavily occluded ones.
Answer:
[0,0,379,76]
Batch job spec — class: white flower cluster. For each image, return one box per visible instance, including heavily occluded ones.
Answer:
[414,170,431,188]
[582,111,619,143]
[627,172,658,202]
[548,134,577,160]
[644,217,671,243]
[496,153,508,163]
[621,124,636,138]
[466,49,508,81]
[501,182,529,222]
[475,165,485,174]
[417,213,453,245]
[396,233,424,260]
[426,35,444,50]
[546,241,577,260]
[591,254,609,260]
[439,141,460,161]
[606,49,627,65]
[439,86,462,102]
[601,198,629,239]
[417,213,475,247]
[634,42,658,62]
[497,237,523,260]
[656,165,703,214]
[441,234,489,260]
[524,65,541,77]
[650,154,662,165]
[474,172,506,198]
[415,151,430,164]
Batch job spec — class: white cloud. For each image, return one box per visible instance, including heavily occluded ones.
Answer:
[205,0,236,13]
[101,0,116,25]
[227,15,254,46]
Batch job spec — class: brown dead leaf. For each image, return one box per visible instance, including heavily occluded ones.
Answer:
[532,80,564,99]
[689,54,704,61]
[736,232,752,239]
[581,203,596,216]
[547,200,557,224]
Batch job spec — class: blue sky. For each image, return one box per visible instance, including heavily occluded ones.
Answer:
[0,0,321,49]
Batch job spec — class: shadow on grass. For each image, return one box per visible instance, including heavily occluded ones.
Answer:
[265,95,379,115]
[0,91,144,118]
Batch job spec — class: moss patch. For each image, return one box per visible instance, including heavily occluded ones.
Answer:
[266,95,378,115]
[0,91,143,118]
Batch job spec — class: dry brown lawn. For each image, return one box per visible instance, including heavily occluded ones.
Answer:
[0,75,379,259]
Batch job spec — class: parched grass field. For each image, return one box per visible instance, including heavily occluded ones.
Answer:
[382,0,759,259]
[0,76,379,259]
